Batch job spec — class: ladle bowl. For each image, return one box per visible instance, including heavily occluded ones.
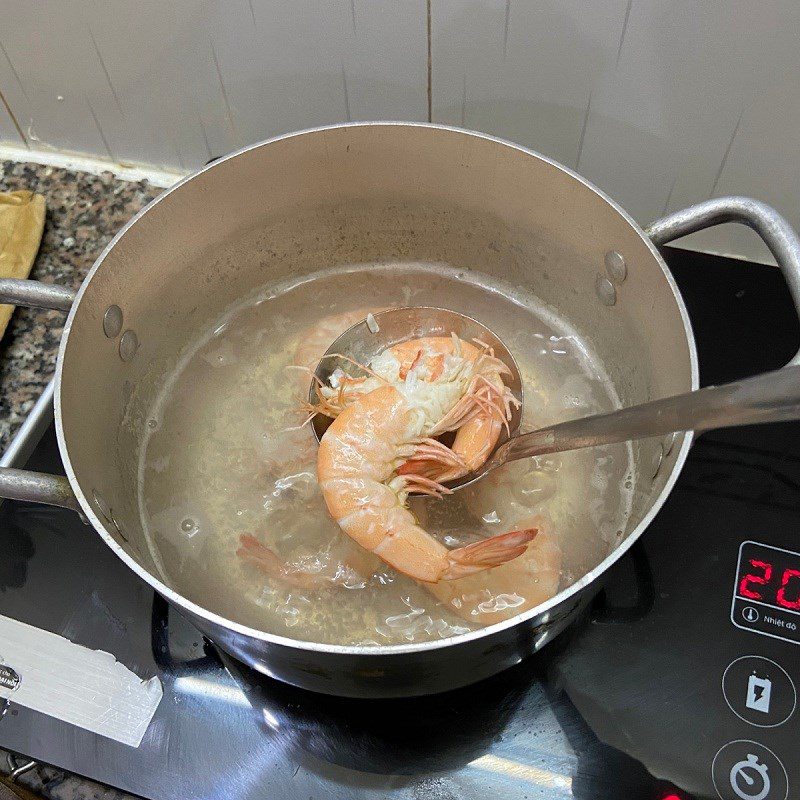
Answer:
[309,306,524,491]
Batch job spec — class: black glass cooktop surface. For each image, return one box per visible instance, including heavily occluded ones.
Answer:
[1,246,799,800]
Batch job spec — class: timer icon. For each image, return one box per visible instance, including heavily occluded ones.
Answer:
[712,740,788,800]
[729,753,770,800]
[742,606,760,623]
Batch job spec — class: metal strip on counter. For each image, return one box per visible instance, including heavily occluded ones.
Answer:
[0,382,55,468]
[0,385,163,747]
[0,615,162,748]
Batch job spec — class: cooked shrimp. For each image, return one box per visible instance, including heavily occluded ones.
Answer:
[389,337,515,481]
[318,361,535,583]
[313,335,518,480]
[237,533,379,590]
[238,534,334,589]
[424,514,561,625]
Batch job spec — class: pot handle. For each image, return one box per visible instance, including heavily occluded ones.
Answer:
[0,279,80,510]
[645,196,800,365]
[590,541,654,624]
[151,593,219,673]
[0,278,77,312]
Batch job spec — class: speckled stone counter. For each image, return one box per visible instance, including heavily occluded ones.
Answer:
[0,162,161,797]
[0,161,161,798]
[0,753,137,799]
[0,161,162,453]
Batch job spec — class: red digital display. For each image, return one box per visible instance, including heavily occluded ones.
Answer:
[777,568,800,609]
[736,545,800,611]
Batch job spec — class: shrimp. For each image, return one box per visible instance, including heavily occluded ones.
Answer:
[423,514,561,625]
[237,532,379,590]
[317,340,535,582]
[238,534,336,589]
[389,337,515,481]
[312,335,518,481]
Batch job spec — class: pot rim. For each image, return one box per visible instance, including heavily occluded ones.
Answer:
[54,121,699,657]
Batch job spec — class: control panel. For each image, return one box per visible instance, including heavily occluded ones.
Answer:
[711,540,800,800]
[732,542,800,645]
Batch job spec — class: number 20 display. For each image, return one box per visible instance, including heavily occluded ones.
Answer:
[738,552,800,610]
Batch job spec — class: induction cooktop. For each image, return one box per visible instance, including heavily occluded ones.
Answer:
[1,246,799,800]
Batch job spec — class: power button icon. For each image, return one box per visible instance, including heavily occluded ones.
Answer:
[712,741,788,800]
[722,656,796,728]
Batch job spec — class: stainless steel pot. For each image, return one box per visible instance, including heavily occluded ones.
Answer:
[2,123,799,698]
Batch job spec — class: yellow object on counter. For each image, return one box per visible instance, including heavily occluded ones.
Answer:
[0,190,46,338]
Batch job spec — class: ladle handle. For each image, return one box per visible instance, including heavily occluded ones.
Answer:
[489,364,800,465]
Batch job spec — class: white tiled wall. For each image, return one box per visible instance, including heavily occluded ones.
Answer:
[0,1,427,166]
[0,93,22,144]
[1,0,798,263]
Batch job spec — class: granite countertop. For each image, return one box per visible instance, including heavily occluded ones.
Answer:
[0,161,162,453]
[0,160,161,799]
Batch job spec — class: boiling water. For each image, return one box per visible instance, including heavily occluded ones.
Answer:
[139,264,634,645]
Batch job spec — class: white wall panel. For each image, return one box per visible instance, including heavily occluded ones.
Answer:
[344,0,428,122]
[0,99,24,147]
[0,38,26,148]
[576,1,799,263]
[431,0,629,168]
[0,0,427,169]
[1,0,798,263]
[431,0,800,264]
[0,27,32,147]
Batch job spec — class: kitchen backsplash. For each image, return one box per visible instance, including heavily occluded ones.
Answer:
[2,0,798,264]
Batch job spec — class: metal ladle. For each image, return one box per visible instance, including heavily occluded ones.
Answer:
[311,307,800,491]
[310,307,524,448]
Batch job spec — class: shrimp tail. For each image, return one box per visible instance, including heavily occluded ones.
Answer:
[439,527,538,580]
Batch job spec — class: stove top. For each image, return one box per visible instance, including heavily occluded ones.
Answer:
[1,246,799,800]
